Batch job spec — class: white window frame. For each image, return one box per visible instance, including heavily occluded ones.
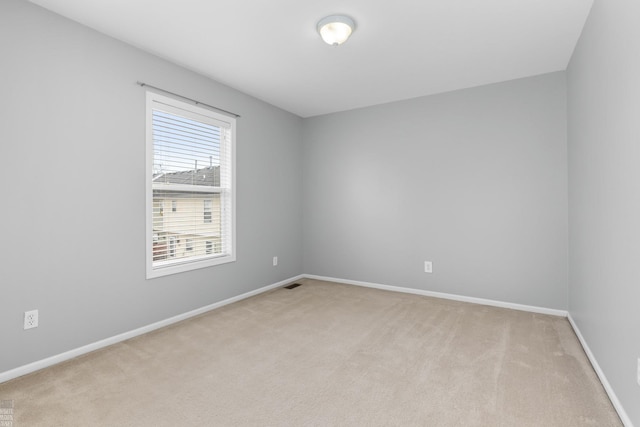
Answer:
[145,90,236,279]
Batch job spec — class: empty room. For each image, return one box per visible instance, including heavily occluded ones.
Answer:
[0,0,638,425]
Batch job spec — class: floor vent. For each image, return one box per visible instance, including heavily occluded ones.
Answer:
[284,283,302,290]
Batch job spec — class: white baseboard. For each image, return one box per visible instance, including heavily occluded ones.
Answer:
[0,274,304,384]
[567,314,633,427]
[304,274,568,317]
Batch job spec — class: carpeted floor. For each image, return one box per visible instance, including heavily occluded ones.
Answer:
[0,279,622,426]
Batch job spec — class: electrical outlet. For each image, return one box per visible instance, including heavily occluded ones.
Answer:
[24,310,38,330]
[273,256,278,266]
[424,261,433,273]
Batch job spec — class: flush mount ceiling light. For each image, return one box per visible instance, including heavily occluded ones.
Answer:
[317,15,356,46]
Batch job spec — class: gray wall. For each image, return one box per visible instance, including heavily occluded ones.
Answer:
[567,0,640,424]
[303,73,569,309]
[0,0,303,373]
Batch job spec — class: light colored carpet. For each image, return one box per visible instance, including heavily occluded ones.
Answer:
[0,279,622,426]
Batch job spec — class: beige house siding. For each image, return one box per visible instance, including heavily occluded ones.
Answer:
[152,195,222,261]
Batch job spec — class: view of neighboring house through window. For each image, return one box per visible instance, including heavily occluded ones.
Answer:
[203,199,212,223]
[146,91,236,278]
[168,236,176,258]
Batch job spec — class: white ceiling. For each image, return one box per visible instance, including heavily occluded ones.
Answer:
[29,0,593,118]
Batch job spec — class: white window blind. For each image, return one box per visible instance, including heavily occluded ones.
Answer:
[146,91,235,278]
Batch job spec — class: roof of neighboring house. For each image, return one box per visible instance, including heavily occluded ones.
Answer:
[153,166,220,187]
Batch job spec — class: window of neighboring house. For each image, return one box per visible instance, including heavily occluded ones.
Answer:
[146,90,236,279]
[203,199,212,223]
[168,236,176,258]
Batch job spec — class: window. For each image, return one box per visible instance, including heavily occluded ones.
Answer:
[203,199,212,223]
[146,91,236,278]
[168,236,176,258]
